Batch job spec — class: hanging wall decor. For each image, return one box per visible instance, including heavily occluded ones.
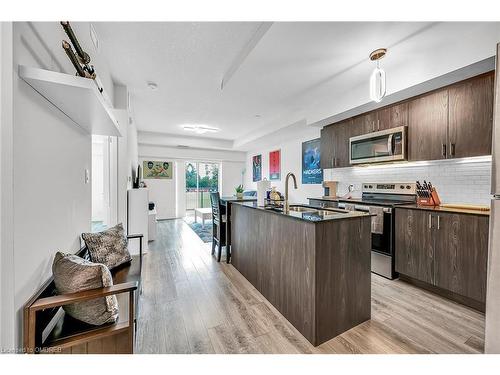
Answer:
[302,138,323,184]
[143,161,173,179]
[252,154,262,182]
[269,149,281,181]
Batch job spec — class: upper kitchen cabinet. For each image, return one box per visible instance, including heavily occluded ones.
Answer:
[448,73,494,158]
[408,89,449,161]
[377,102,408,131]
[320,119,353,169]
[320,124,335,169]
[352,112,378,134]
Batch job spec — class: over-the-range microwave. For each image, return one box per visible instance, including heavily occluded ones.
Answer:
[349,126,407,165]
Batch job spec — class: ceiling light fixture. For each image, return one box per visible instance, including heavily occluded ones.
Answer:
[147,81,158,90]
[182,125,220,135]
[369,48,387,103]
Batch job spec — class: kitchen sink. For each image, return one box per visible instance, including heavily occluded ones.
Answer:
[288,206,317,212]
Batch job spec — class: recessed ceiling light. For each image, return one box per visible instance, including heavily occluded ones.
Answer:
[182,124,220,135]
[147,81,158,90]
[255,114,261,118]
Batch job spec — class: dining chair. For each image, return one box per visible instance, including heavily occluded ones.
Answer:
[209,192,227,262]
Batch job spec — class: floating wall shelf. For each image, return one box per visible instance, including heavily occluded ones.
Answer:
[18,65,121,137]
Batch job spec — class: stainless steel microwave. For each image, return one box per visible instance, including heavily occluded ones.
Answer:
[349,126,407,165]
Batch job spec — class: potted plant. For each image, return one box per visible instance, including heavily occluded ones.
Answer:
[235,184,244,199]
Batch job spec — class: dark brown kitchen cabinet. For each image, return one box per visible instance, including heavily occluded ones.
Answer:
[334,119,353,168]
[377,102,408,131]
[448,73,494,158]
[320,125,335,169]
[408,89,449,162]
[320,119,352,169]
[395,208,434,284]
[395,207,489,310]
[433,212,489,303]
[352,112,377,134]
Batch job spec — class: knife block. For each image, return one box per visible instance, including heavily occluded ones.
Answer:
[417,188,441,206]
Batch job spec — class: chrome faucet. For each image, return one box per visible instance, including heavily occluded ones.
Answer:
[284,172,298,212]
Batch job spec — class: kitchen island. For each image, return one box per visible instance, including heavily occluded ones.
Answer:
[230,201,372,346]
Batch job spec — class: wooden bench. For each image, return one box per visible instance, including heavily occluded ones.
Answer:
[23,234,143,354]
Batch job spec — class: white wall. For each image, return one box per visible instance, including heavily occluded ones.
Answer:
[244,127,324,204]
[221,161,245,196]
[1,21,16,352]
[139,157,177,220]
[325,156,492,206]
[7,21,117,349]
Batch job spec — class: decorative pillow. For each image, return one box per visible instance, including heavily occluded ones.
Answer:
[82,223,131,270]
[52,252,119,326]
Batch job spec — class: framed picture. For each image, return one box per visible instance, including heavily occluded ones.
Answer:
[302,138,323,184]
[143,160,173,179]
[252,154,262,182]
[269,149,281,181]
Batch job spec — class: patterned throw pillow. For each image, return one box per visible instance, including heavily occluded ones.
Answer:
[82,223,131,270]
[52,252,119,326]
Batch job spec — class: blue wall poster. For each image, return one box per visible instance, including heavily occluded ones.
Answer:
[302,138,323,184]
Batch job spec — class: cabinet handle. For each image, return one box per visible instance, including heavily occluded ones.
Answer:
[372,121,375,132]
[450,143,456,157]
[437,215,440,230]
[334,157,337,167]
[377,119,380,131]
[428,214,432,229]
[442,143,447,157]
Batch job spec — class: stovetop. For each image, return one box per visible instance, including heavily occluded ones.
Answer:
[337,197,413,207]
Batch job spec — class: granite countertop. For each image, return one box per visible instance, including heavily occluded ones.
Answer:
[232,201,371,223]
[397,204,490,216]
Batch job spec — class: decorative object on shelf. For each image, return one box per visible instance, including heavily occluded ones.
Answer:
[60,21,106,95]
[235,184,244,199]
[143,160,173,179]
[416,180,441,206]
[369,48,387,103]
[302,138,323,184]
[252,154,262,182]
[269,149,281,181]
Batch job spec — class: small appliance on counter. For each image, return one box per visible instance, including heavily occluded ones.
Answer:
[416,180,441,206]
[257,178,271,207]
[322,181,338,198]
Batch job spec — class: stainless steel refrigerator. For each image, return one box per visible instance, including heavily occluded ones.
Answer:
[486,42,500,353]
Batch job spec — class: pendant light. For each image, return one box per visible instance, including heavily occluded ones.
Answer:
[369,48,387,103]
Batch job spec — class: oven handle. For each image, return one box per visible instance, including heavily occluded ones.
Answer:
[339,203,391,213]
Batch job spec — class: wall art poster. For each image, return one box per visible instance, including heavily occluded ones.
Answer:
[143,160,173,179]
[269,149,281,181]
[302,138,323,184]
[252,154,262,182]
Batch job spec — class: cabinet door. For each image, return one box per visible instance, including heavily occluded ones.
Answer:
[448,73,494,158]
[434,213,489,303]
[352,112,377,134]
[377,102,408,131]
[395,209,435,283]
[335,119,356,168]
[320,125,335,169]
[408,89,448,161]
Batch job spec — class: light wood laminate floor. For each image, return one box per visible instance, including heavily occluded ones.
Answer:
[136,219,485,354]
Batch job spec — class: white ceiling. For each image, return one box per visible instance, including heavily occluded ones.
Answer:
[93,22,500,151]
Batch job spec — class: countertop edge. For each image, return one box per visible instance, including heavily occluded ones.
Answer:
[396,204,490,216]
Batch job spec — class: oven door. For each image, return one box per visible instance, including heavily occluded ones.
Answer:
[349,126,407,165]
[349,204,392,255]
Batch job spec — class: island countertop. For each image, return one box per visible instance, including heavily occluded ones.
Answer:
[231,200,371,223]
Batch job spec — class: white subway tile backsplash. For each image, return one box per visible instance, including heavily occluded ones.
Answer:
[326,156,492,205]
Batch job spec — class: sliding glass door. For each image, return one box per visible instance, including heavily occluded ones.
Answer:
[185,161,220,210]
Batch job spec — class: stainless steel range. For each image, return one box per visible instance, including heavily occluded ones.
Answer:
[338,182,417,279]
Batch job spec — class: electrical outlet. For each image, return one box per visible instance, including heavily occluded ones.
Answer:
[85,169,90,184]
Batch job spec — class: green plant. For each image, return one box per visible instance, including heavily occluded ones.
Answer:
[235,184,244,194]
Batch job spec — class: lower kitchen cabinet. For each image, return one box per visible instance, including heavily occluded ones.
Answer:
[433,212,489,303]
[394,208,435,284]
[395,207,489,311]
